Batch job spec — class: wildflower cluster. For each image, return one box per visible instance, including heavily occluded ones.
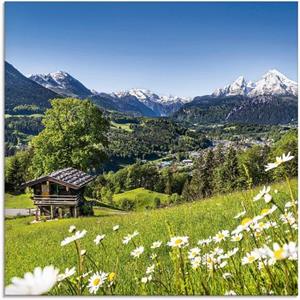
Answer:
[5,153,298,295]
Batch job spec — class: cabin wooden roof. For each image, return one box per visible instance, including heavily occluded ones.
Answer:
[23,167,95,190]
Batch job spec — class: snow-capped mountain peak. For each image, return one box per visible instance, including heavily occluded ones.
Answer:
[112,88,191,105]
[212,69,297,98]
[29,71,92,98]
[212,75,253,97]
[248,69,298,97]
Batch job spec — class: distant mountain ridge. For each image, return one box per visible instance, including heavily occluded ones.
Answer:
[5,61,298,124]
[29,70,191,116]
[212,69,297,98]
[29,71,93,98]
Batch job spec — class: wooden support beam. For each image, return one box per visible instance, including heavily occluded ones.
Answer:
[74,207,77,218]
[50,205,53,219]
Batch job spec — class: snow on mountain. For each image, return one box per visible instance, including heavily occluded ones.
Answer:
[248,69,298,97]
[113,88,191,105]
[212,69,297,98]
[29,71,92,98]
[111,88,192,116]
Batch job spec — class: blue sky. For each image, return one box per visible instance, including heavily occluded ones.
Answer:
[5,2,297,97]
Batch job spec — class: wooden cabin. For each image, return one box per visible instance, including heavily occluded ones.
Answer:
[23,167,95,219]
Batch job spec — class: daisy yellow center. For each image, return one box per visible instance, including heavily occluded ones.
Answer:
[274,248,285,260]
[241,218,252,226]
[175,239,183,245]
[261,208,270,215]
[108,272,116,281]
[217,233,224,239]
[248,256,256,263]
[93,278,101,286]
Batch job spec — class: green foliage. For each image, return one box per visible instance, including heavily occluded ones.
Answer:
[79,202,94,216]
[30,98,109,176]
[5,149,33,192]
[188,149,215,200]
[112,188,170,211]
[5,115,43,156]
[4,193,34,209]
[238,145,270,188]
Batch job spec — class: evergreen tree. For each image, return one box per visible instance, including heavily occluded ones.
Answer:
[221,147,240,192]
[188,149,215,200]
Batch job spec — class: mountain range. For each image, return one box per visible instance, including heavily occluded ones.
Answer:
[5,61,298,124]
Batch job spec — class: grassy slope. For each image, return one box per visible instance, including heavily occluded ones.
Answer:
[5,180,297,292]
[5,193,35,209]
[111,121,133,132]
[113,188,170,210]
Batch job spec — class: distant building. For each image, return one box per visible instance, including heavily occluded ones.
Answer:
[158,161,172,168]
[182,159,193,164]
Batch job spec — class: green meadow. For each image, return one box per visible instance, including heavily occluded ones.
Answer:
[5,193,35,209]
[113,187,170,210]
[5,179,297,295]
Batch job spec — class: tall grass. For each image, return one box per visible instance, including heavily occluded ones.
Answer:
[5,158,298,295]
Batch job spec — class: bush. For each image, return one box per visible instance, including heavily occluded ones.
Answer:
[79,201,94,216]
[119,198,135,211]
[154,197,161,208]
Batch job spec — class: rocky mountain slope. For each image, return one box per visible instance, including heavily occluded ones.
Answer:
[5,62,59,113]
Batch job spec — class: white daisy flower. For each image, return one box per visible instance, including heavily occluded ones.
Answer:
[190,256,201,269]
[141,275,152,284]
[5,266,59,295]
[260,205,278,217]
[234,210,246,219]
[131,230,139,238]
[151,241,162,249]
[231,233,243,242]
[222,272,232,279]
[87,271,108,294]
[227,247,239,257]
[280,212,296,225]
[68,225,76,233]
[285,201,293,208]
[122,231,139,245]
[218,261,228,269]
[265,152,294,171]
[188,247,201,259]
[167,236,189,248]
[253,186,272,203]
[241,251,260,265]
[113,225,120,231]
[150,253,157,260]
[146,264,155,274]
[212,247,224,256]
[61,230,87,246]
[131,246,144,258]
[270,243,288,261]
[94,234,105,245]
[225,290,237,295]
[57,267,76,282]
[213,230,229,243]
[283,241,298,260]
[197,237,212,246]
